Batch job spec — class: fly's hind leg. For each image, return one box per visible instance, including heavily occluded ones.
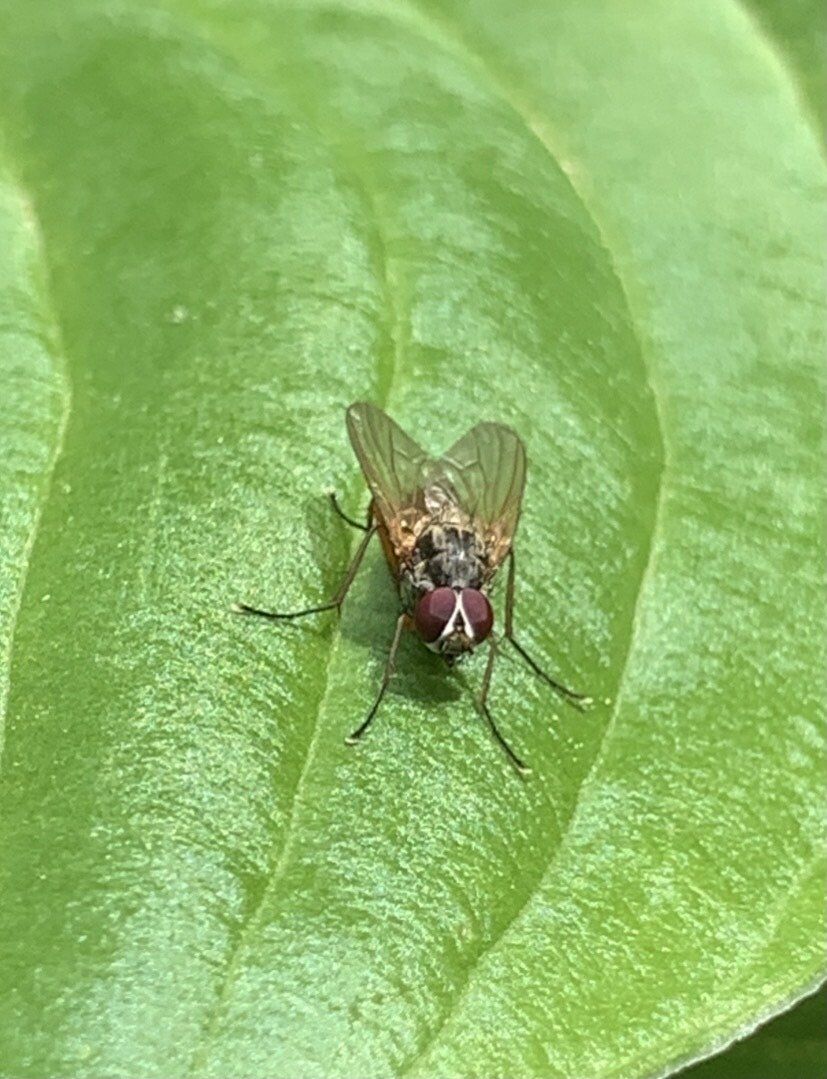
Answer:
[233,523,376,621]
[476,636,530,775]
[346,612,407,744]
[503,549,592,709]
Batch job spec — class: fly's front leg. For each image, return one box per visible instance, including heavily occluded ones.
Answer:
[346,611,408,744]
[476,636,530,775]
[503,548,592,709]
[328,490,373,532]
[233,524,377,621]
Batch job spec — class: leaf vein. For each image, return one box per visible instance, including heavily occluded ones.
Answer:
[187,157,403,1079]
[376,6,670,1073]
[732,0,826,150]
[0,172,72,770]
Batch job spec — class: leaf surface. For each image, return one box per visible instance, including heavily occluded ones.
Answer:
[680,985,827,1079]
[0,2,822,1078]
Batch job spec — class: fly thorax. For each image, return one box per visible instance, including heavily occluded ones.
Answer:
[411,524,486,592]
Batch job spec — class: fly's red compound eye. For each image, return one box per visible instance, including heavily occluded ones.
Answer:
[414,587,457,643]
[460,589,494,643]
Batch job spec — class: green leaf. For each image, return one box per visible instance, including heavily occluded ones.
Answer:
[0,157,70,750]
[741,0,827,128]
[680,985,827,1079]
[0,3,822,1078]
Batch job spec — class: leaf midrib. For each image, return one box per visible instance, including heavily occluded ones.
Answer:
[175,2,667,1073]
[185,100,407,1079]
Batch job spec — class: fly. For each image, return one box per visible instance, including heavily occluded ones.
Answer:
[234,401,591,773]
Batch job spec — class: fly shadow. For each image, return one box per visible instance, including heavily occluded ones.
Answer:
[233,455,590,773]
[233,539,462,710]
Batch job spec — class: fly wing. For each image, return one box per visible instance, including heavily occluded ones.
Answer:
[345,401,431,526]
[426,422,526,566]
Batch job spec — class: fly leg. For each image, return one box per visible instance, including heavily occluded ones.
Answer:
[233,524,376,620]
[476,637,530,774]
[345,612,407,744]
[328,491,373,532]
[503,549,592,709]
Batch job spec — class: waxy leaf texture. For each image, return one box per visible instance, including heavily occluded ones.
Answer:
[0,2,823,1077]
